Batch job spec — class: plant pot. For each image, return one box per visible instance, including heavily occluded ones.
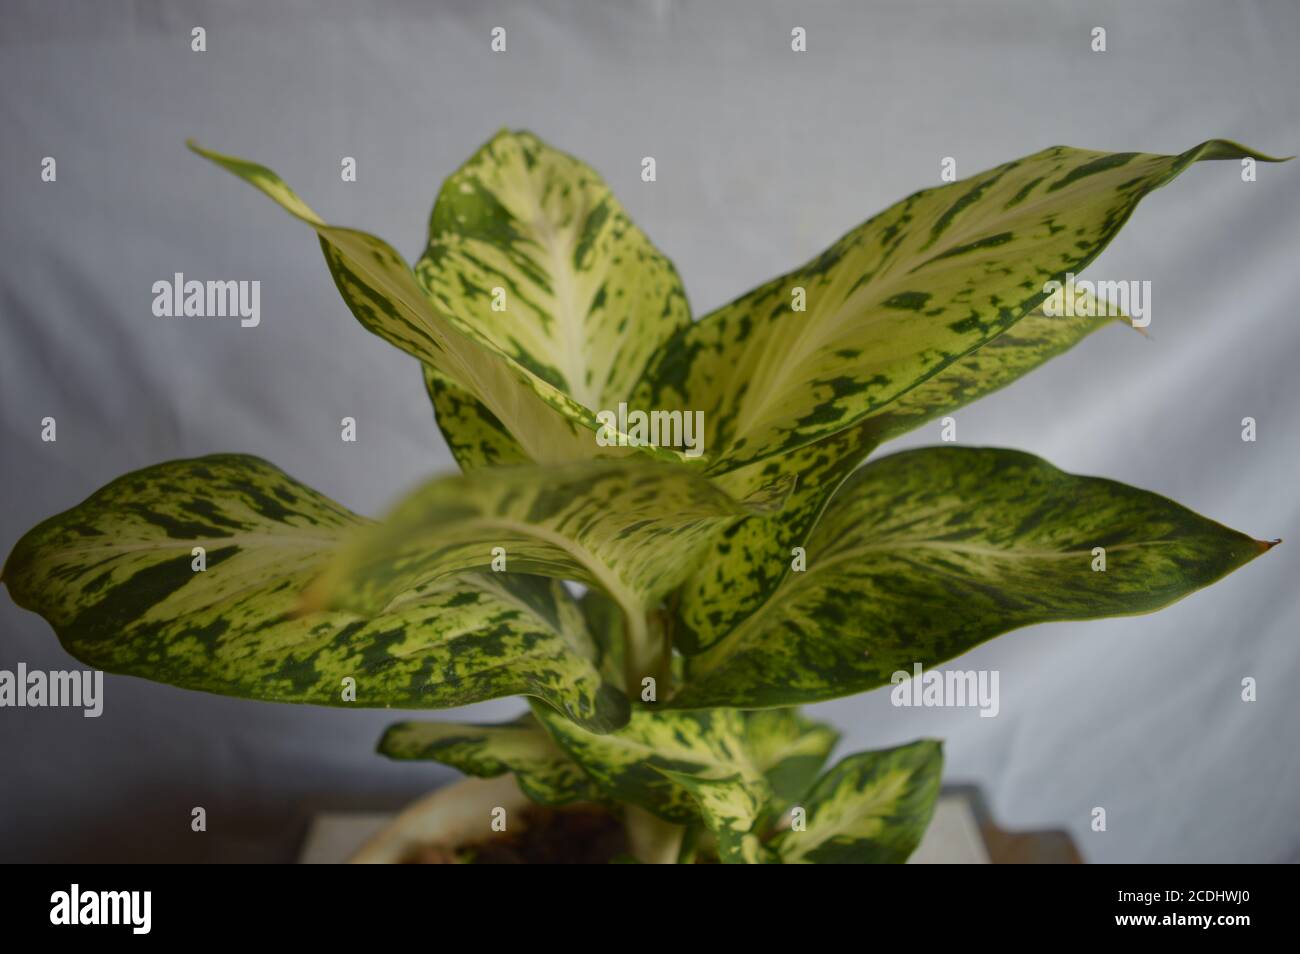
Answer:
[350,776,683,863]
[344,776,1051,863]
[350,775,531,863]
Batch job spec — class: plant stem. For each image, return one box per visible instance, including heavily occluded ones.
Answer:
[621,607,682,862]
[622,610,649,695]
[622,606,671,697]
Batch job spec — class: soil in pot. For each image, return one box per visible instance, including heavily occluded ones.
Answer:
[402,803,629,864]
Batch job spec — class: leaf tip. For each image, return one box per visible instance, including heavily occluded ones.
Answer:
[374,723,404,758]
[740,473,797,514]
[1192,140,1293,164]
[1120,319,1152,340]
[185,138,215,161]
[1255,537,1282,554]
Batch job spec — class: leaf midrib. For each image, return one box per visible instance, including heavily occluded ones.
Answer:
[726,149,1160,452]
[35,531,348,560]
[780,770,911,860]
[692,537,1178,677]
[575,728,758,778]
[527,176,601,410]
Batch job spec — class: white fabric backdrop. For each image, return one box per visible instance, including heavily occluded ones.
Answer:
[1,0,1297,862]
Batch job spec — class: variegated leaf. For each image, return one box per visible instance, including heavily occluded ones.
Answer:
[579,586,627,691]
[714,831,777,865]
[634,140,1282,476]
[188,142,680,466]
[670,446,1274,709]
[655,769,773,864]
[422,365,530,470]
[771,740,943,864]
[674,301,1122,655]
[378,714,600,805]
[308,459,791,658]
[416,129,691,414]
[837,297,1125,445]
[743,709,840,806]
[655,768,766,834]
[1,455,627,731]
[532,702,769,831]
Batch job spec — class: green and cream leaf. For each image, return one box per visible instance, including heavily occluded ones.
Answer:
[188,141,681,467]
[578,586,627,691]
[771,740,943,864]
[422,365,531,470]
[416,129,691,414]
[378,714,601,805]
[714,831,777,865]
[308,458,790,632]
[673,299,1124,655]
[654,768,774,864]
[743,709,840,807]
[670,446,1273,709]
[532,702,769,831]
[635,140,1283,476]
[1,455,628,732]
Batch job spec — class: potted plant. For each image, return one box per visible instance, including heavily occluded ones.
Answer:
[3,131,1281,863]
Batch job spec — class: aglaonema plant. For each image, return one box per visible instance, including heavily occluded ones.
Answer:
[3,131,1282,863]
